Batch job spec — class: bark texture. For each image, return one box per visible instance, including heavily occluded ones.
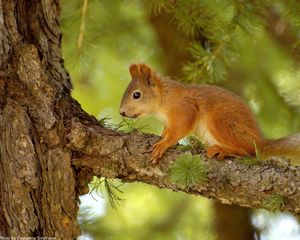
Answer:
[1,0,300,239]
[69,120,300,214]
[0,0,79,237]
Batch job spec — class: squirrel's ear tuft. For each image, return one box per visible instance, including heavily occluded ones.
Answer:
[140,64,152,79]
[130,63,160,87]
[140,64,160,87]
[129,64,139,79]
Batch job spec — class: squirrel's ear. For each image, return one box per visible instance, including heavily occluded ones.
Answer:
[140,64,152,79]
[129,64,139,79]
[140,64,159,87]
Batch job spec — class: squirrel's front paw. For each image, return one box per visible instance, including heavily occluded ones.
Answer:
[151,142,167,164]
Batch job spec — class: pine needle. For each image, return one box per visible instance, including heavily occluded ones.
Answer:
[143,0,171,15]
[89,177,124,209]
[98,116,111,128]
[177,135,208,152]
[238,139,262,166]
[170,153,207,189]
[238,157,261,166]
[115,118,148,133]
[262,195,284,212]
[98,117,148,133]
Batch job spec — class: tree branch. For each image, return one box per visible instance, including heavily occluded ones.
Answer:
[265,7,300,63]
[67,118,300,215]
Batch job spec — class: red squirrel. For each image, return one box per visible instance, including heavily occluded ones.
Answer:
[120,63,300,165]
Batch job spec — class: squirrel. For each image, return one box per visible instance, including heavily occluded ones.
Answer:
[119,63,300,165]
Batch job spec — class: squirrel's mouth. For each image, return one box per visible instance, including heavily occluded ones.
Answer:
[122,113,141,119]
[131,113,141,118]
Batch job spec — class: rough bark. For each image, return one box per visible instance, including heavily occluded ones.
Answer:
[0,0,79,237]
[69,120,300,215]
[1,0,300,238]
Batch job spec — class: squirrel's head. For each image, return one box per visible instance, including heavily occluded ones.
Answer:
[119,64,161,118]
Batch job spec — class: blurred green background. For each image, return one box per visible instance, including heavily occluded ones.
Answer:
[61,0,300,239]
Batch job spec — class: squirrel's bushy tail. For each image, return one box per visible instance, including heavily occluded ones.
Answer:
[260,133,300,166]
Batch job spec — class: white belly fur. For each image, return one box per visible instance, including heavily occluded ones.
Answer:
[194,121,220,146]
[154,110,220,146]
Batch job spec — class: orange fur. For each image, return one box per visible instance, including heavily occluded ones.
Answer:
[120,64,300,164]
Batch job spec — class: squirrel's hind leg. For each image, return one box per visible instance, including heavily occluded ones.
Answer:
[205,145,232,160]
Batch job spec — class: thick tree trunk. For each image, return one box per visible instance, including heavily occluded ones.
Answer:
[1,0,300,239]
[0,0,80,237]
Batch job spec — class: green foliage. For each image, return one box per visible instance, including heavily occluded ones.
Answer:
[181,1,264,83]
[99,116,149,133]
[114,118,148,133]
[238,140,262,166]
[238,156,261,166]
[170,153,207,189]
[178,135,208,152]
[238,157,261,166]
[280,1,300,40]
[90,177,124,209]
[182,42,227,83]
[144,0,266,83]
[144,0,232,82]
[143,0,172,15]
[262,195,285,212]
[98,116,111,128]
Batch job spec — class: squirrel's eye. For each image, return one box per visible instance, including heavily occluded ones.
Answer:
[133,91,141,99]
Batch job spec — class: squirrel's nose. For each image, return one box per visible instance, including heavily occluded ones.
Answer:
[119,106,127,117]
[120,107,126,116]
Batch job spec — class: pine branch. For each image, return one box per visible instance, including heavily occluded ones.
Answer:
[68,118,300,215]
[182,0,258,83]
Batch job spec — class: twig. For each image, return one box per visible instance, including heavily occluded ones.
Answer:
[77,0,89,51]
